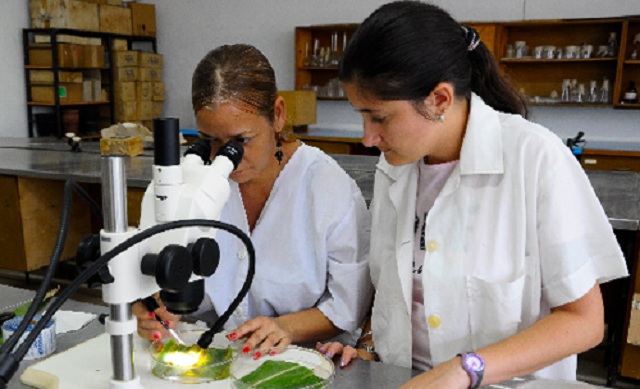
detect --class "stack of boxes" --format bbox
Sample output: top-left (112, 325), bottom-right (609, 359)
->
top-left (27, 0), bottom-right (163, 130)
top-left (110, 41), bottom-right (165, 128)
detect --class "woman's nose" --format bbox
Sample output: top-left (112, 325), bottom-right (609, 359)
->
top-left (362, 126), bottom-right (381, 148)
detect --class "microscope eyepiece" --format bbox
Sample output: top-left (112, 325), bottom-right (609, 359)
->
top-left (216, 140), bottom-right (244, 170)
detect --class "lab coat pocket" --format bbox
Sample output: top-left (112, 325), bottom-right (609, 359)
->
top-left (466, 273), bottom-right (525, 350)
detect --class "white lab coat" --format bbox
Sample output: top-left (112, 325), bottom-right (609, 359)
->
top-left (369, 94), bottom-right (628, 379)
top-left (198, 144), bottom-right (372, 336)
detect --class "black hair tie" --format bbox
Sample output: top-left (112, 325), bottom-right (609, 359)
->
top-left (461, 26), bottom-right (480, 51)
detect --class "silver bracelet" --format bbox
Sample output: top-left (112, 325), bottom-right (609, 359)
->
top-left (355, 343), bottom-right (379, 361)
top-left (359, 329), bottom-right (373, 339)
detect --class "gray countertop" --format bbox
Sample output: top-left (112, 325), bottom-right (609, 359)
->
top-left (0, 137), bottom-right (638, 231)
top-left (0, 284), bottom-right (604, 389)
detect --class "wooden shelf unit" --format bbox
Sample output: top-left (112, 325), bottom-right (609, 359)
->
top-left (294, 18), bottom-right (640, 108)
top-left (294, 24), bottom-right (359, 101)
top-left (23, 28), bottom-right (157, 138)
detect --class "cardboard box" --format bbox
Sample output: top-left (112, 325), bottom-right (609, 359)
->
top-left (114, 101), bottom-right (138, 122)
top-left (152, 101), bottom-right (163, 119)
top-left (28, 43), bottom-right (83, 68)
top-left (31, 83), bottom-right (83, 104)
top-left (30, 0), bottom-right (99, 31)
top-left (100, 136), bottom-right (143, 156)
top-left (99, 4), bottom-right (132, 35)
top-left (128, 2), bottom-right (156, 36)
top-left (112, 51), bottom-right (138, 67)
top-left (82, 80), bottom-right (93, 102)
top-left (83, 45), bottom-right (105, 68)
top-left (112, 38), bottom-right (129, 51)
top-left (29, 70), bottom-right (82, 84)
top-left (152, 82), bottom-right (165, 101)
top-left (34, 34), bottom-right (101, 46)
top-left (136, 82), bottom-right (152, 101)
top-left (81, 69), bottom-right (102, 101)
top-left (139, 68), bottom-right (161, 82)
top-left (113, 67), bottom-right (139, 82)
top-left (137, 100), bottom-right (154, 120)
top-left (138, 52), bottom-right (162, 69)
top-left (114, 82), bottom-right (136, 102)
top-left (628, 293), bottom-right (640, 346)
top-left (278, 91), bottom-right (317, 126)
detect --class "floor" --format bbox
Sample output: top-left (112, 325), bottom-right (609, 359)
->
top-left (1, 267), bottom-right (640, 388)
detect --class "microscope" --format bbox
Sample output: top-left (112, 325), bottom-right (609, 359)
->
top-left (98, 117), bottom-right (252, 388)
top-left (0, 117), bottom-right (254, 388)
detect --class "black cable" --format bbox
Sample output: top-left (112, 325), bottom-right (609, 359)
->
top-left (13, 219), bottom-right (254, 361)
top-left (0, 180), bottom-right (75, 355)
top-left (197, 229), bottom-right (255, 348)
top-left (71, 181), bottom-right (103, 223)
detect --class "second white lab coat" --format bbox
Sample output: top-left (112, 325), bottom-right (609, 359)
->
top-left (369, 94), bottom-right (628, 379)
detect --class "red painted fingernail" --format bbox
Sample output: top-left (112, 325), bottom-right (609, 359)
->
top-left (148, 312), bottom-right (155, 318)
top-left (228, 332), bottom-right (238, 340)
top-left (152, 332), bottom-right (161, 340)
top-left (242, 346), bottom-right (251, 354)
top-left (164, 320), bottom-right (170, 326)
top-left (269, 350), bottom-right (276, 356)
top-left (253, 351), bottom-right (262, 360)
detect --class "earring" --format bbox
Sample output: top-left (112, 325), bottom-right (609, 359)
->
top-left (274, 133), bottom-right (284, 165)
top-left (439, 114), bottom-right (445, 123)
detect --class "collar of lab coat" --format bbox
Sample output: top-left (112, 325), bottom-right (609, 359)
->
top-left (376, 92), bottom-right (505, 179)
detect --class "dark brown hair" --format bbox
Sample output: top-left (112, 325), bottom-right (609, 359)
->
top-left (192, 44), bottom-right (278, 123)
top-left (339, 1), bottom-right (528, 118)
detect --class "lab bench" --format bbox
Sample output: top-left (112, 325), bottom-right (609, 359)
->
top-left (0, 283), bottom-right (607, 389)
top-left (0, 136), bottom-right (639, 383)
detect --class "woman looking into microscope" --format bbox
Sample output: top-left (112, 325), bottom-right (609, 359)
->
top-left (133, 44), bottom-right (372, 359)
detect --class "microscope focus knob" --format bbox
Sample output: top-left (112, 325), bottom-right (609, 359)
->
top-left (190, 238), bottom-right (220, 277)
top-left (141, 245), bottom-right (193, 292)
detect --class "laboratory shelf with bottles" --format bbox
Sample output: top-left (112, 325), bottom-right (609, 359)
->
top-left (496, 17), bottom-right (640, 108)
top-left (294, 24), bottom-right (359, 100)
top-left (293, 18), bottom-right (640, 108)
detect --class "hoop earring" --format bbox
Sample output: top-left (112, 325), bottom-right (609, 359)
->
top-left (274, 132), bottom-right (284, 164)
top-left (439, 114), bottom-right (445, 123)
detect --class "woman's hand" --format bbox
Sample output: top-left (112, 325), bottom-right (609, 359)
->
top-left (226, 316), bottom-right (293, 359)
top-left (315, 341), bottom-right (376, 367)
top-left (132, 299), bottom-right (182, 341)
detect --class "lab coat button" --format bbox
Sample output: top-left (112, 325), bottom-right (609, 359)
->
top-left (426, 240), bottom-right (439, 253)
top-left (428, 314), bottom-right (441, 328)
top-left (237, 250), bottom-right (247, 260)
top-left (234, 307), bottom-right (243, 316)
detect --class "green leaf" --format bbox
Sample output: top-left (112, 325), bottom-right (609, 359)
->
top-left (240, 360), bottom-right (325, 389)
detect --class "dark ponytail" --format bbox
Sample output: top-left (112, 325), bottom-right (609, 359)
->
top-left (339, 1), bottom-right (528, 118)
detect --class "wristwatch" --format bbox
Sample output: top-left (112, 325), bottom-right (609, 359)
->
top-left (458, 352), bottom-right (484, 389)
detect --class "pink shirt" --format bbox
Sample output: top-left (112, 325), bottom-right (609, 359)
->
top-left (412, 159), bottom-right (458, 371)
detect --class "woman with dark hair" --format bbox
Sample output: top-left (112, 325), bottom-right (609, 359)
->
top-left (317, 2), bottom-right (627, 388)
top-left (134, 44), bottom-right (372, 359)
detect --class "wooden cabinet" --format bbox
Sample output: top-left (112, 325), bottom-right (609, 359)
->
top-left (496, 18), bottom-right (640, 108)
top-left (23, 28), bottom-right (157, 138)
top-left (581, 149), bottom-right (640, 172)
top-left (0, 176), bottom-right (93, 272)
top-left (294, 24), bottom-right (359, 100)
top-left (294, 18), bottom-right (640, 109)
top-left (618, 19), bottom-right (640, 108)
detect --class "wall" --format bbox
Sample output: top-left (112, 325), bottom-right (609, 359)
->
top-left (0, 1), bottom-right (29, 137)
top-left (1, 0), bottom-right (638, 142)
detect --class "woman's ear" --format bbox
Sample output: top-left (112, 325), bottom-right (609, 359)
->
top-left (274, 95), bottom-right (287, 133)
top-left (430, 82), bottom-right (455, 114)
